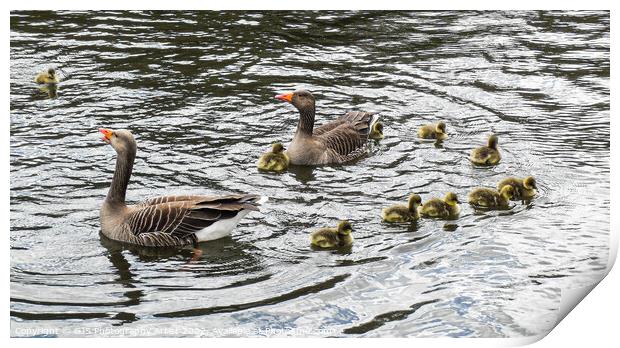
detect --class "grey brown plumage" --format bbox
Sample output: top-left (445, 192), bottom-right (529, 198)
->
top-left (275, 90), bottom-right (378, 165)
top-left (98, 128), bottom-right (264, 248)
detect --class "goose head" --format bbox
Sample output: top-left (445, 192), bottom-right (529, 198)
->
top-left (524, 176), bottom-right (537, 190)
top-left (370, 121), bottom-right (384, 139)
top-left (408, 193), bottom-right (422, 211)
top-left (271, 142), bottom-right (285, 154)
top-left (436, 121), bottom-right (447, 134)
top-left (445, 192), bottom-right (460, 205)
top-left (487, 134), bottom-right (499, 149)
top-left (275, 89), bottom-right (315, 113)
top-left (337, 220), bottom-right (353, 236)
top-left (99, 128), bottom-right (137, 155)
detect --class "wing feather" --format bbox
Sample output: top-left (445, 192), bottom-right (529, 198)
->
top-left (126, 194), bottom-right (263, 241)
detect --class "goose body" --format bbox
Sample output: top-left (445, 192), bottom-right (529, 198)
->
top-left (310, 220), bottom-right (354, 248)
top-left (470, 134), bottom-right (501, 165)
top-left (381, 194), bottom-right (421, 222)
top-left (418, 192), bottom-right (461, 219)
top-left (257, 143), bottom-right (290, 172)
top-left (35, 68), bottom-right (59, 84)
top-left (98, 128), bottom-right (265, 247)
top-left (468, 186), bottom-right (514, 210)
top-left (497, 176), bottom-right (537, 200)
top-left (418, 121), bottom-right (447, 140)
top-left (275, 90), bottom-right (378, 165)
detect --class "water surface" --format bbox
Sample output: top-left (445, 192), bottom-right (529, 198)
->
top-left (10, 10), bottom-right (610, 337)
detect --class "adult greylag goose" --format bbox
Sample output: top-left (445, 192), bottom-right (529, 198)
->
top-left (98, 128), bottom-right (266, 247)
top-left (274, 89), bottom-right (378, 165)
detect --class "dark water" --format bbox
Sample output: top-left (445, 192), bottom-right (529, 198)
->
top-left (10, 11), bottom-right (610, 337)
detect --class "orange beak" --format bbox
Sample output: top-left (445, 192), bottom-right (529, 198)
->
top-left (275, 92), bottom-right (293, 103)
top-left (99, 128), bottom-right (113, 143)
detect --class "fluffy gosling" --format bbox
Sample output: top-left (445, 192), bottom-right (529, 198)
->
top-left (497, 176), bottom-right (537, 200)
top-left (381, 193), bottom-right (422, 222)
top-left (468, 185), bottom-right (515, 210)
top-left (470, 134), bottom-right (501, 165)
top-left (257, 143), bottom-right (290, 172)
top-left (418, 192), bottom-right (461, 219)
top-left (310, 220), bottom-right (354, 248)
top-left (418, 121), bottom-right (448, 141)
top-left (35, 68), bottom-right (59, 84)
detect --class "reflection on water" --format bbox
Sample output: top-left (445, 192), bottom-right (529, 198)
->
top-left (10, 10), bottom-right (609, 337)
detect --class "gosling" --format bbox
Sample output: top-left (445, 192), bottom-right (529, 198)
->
top-left (369, 121), bottom-right (384, 140)
top-left (468, 185), bottom-right (515, 210)
top-left (310, 220), bottom-right (354, 248)
top-left (418, 192), bottom-right (461, 219)
top-left (418, 121), bottom-right (448, 141)
top-left (470, 134), bottom-right (501, 165)
top-left (257, 143), bottom-right (290, 172)
top-left (381, 193), bottom-right (422, 223)
top-left (497, 176), bottom-right (537, 200)
top-left (35, 68), bottom-right (59, 84)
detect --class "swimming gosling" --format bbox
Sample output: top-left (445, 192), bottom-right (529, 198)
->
top-left (418, 121), bottom-right (447, 140)
top-left (35, 68), bottom-right (59, 84)
top-left (369, 121), bottom-right (384, 140)
top-left (468, 185), bottom-right (515, 210)
top-left (418, 192), bottom-right (461, 219)
top-left (381, 193), bottom-right (422, 222)
top-left (310, 220), bottom-right (354, 248)
top-left (470, 134), bottom-right (501, 165)
top-left (257, 143), bottom-right (290, 172)
top-left (497, 176), bottom-right (537, 200)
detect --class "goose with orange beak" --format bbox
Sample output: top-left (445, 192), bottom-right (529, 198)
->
top-left (97, 128), bottom-right (266, 249)
top-left (274, 89), bottom-right (380, 165)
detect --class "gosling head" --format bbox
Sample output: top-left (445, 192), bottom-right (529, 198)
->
top-left (523, 176), bottom-right (537, 190)
top-left (407, 193), bottom-right (422, 211)
top-left (337, 220), bottom-right (353, 236)
top-left (48, 68), bottom-right (56, 77)
top-left (271, 143), bottom-right (285, 154)
top-left (99, 128), bottom-right (137, 155)
top-left (500, 185), bottom-right (515, 200)
top-left (436, 121), bottom-right (447, 134)
top-left (275, 89), bottom-right (315, 113)
top-left (445, 192), bottom-right (460, 205)
top-left (487, 134), bottom-right (499, 149)
top-left (373, 121), bottom-right (384, 135)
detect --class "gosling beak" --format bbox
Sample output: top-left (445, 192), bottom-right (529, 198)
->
top-left (275, 93), bottom-right (293, 103)
top-left (99, 128), bottom-right (113, 144)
